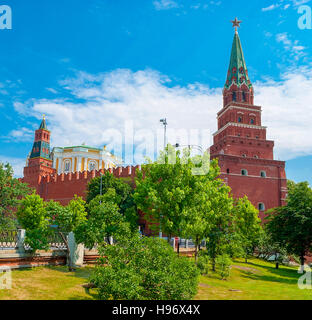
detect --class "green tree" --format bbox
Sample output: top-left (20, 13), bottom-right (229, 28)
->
top-left (90, 234), bottom-right (200, 300)
top-left (18, 194), bottom-right (87, 270)
top-left (205, 183), bottom-right (235, 271)
top-left (48, 196), bottom-right (87, 270)
top-left (134, 145), bottom-right (212, 245)
top-left (0, 162), bottom-right (30, 230)
top-left (180, 159), bottom-right (233, 262)
top-left (233, 196), bottom-right (262, 263)
top-left (256, 229), bottom-right (288, 269)
top-left (267, 181), bottom-right (312, 268)
top-left (216, 254), bottom-right (232, 280)
top-left (86, 171), bottom-right (138, 231)
top-left (75, 189), bottom-right (131, 249)
top-left (16, 193), bottom-right (51, 251)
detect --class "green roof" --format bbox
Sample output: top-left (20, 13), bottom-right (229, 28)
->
top-left (62, 145), bottom-right (101, 151)
top-left (224, 32), bottom-right (252, 89)
top-left (39, 118), bottom-right (48, 130)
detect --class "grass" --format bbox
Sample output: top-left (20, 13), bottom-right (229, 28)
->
top-left (0, 266), bottom-right (97, 300)
top-left (0, 258), bottom-right (311, 300)
top-left (196, 258), bottom-right (312, 300)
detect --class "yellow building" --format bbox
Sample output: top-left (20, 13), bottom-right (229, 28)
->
top-left (51, 145), bottom-right (122, 174)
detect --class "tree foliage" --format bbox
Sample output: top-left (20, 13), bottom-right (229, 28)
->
top-left (0, 162), bottom-right (30, 230)
top-left (17, 194), bottom-right (87, 270)
top-left (86, 171), bottom-right (138, 231)
top-left (75, 190), bottom-right (131, 249)
top-left (267, 181), bottom-right (312, 267)
top-left (133, 145), bottom-right (224, 254)
top-left (216, 254), bottom-right (232, 280)
top-left (90, 235), bottom-right (200, 300)
top-left (233, 196), bottom-right (262, 263)
top-left (16, 193), bottom-right (51, 251)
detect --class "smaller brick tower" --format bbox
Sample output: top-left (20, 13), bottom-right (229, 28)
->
top-left (23, 116), bottom-right (55, 188)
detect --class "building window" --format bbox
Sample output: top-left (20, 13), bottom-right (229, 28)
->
top-left (258, 203), bottom-right (265, 211)
top-left (226, 169), bottom-right (230, 174)
top-left (64, 160), bottom-right (71, 173)
top-left (238, 117), bottom-right (242, 123)
top-left (242, 91), bottom-right (246, 102)
top-left (89, 161), bottom-right (97, 171)
top-left (260, 171), bottom-right (266, 178)
top-left (250, 118), bottom-right (255, 125)
top-left (232, 92), bottom-right (237, 101)
top-left (241, 169), bottom-right (248, 176)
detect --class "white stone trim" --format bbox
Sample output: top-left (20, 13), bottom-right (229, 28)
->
top-left (217, 105), bottom-right (262, 120)
top-left (213, 122), bottom-right (267, 137)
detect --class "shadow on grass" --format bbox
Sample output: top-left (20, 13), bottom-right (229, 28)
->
top-left (68, 289), bottom-right (99, 300)
top-left (45, 265), bottom-right (94, 280)
top-left (235, 261), bottom-right (300, 285)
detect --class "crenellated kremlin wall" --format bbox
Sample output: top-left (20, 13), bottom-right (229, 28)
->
top-left (23, 165), bottom-right (141, 206)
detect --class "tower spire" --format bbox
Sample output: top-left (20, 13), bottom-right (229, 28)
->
top-left (223, 19), bottom-right (254, 106)
top-left (39, 114), bottom-right (47, 130)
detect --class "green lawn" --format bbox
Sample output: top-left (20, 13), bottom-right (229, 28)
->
top-left (0, 266), bottom-right (97, 300)
top-left (196, 258), bottom-right (312, 300)
top-left (0, 258), bottom-right (311, 300)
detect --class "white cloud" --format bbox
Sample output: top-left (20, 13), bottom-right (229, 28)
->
top-left (0, 156), bottom-right (25, 178)
top-left (276, 32), bottom-right (306, 60)
top-left (262, 0), bottom-right (310, 11)
top-left (46, 87), bottom-right (58, 94)
top-left (262, 4), bottom-right (280, 11)
top-left (10, 67), bottom-right (312, 164)
top-left (153, 0), bottom-right (179, 10)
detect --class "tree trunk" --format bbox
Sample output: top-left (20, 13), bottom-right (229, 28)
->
top-left (194, 237), bottom-right (199, 263)
top-left (275, 262), bottom-right (279, 269)
top-left (300, 253), bottom-right (305, 271)
top-left (177, 239), bottom-right (180, 256)
top-left (212, 257), bottom-right (216, 272)
top-left (168, 234), bottom-right (171, 244)
top-left (59, 232), bottom-right (74, 272)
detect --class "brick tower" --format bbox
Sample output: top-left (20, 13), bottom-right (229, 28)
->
top-left (23, 116), bottom-right (55, 189)
top-left (210, 19), bottom-right (287, 219)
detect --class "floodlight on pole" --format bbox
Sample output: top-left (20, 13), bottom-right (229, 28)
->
top-left (160, 118), bottom-right (168, 150)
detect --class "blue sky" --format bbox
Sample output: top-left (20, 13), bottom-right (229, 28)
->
top-left (0, 0), bottom-right (312, 183)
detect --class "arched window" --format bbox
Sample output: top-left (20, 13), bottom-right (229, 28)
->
top-left (232, 92), bottom-right (237, 102)
top-left (250, 118), bottom-right (255, 125)
top-left (258, 203), bottom-right (265, 211)
top-left (242, 91), bottom-right (246, 102)
top-left (226, 168), bottom-right (230, 174)
top-left (241, 169), bottom-right (248, 176)
top-left (260, 171), bottom-right (266, 178)
top-left (238, 117), bottom-right (242, 123)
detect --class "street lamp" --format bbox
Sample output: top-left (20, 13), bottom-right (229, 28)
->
top-left (100, 172), bottom-right (104, 204)
top-left (160, 118), bottom-right (168, 150)
top-left (175, 143), bottom-right (203, 154)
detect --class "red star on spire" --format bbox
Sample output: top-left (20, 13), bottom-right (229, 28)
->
top-left (231, 17), bottom-right (242, 33)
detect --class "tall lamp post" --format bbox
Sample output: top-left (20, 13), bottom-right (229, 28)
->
top-left (100, 172), bottom-right (103, 204)
top-left (160, 118), bottom-right (168, 150)
top-left (159, 118), bottom-right (168, 239)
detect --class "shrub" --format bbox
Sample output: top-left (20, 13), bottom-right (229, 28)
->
top-left (197, 253), bottom-right (210, 275)
top-left (90, 235), bottom-right (200, 300)
top-left (216, 254), bottom-right (232, 280)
